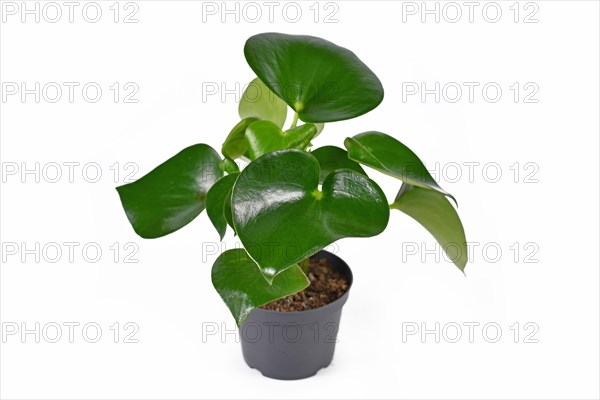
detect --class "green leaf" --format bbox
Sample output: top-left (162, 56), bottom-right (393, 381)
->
top-left (245, 120), bottom-right (317, 160)
top-left (312, 145), bottom-right (367, 183)
top-left (344, 131), bottom-right (456, 204)
top-left (116, 144), bottom-right (223, 238)
top-left (219, 158), bottom-right (239, 174)
top-left (205, 173), bottom-right (239, 240)
top-left (223, 190), bottom-right (235, 232)
top-left (232, 149), bottom-right (389, 283)
top-left (244, 33), bottom-right (384, 123)
top-left (391, 184), bottom-right (468, 273)
top-left (239, 77), bottom-right (288, 128)
top-left (212, 248), bottom-right (309, 326)
top-left (222, 117), bottom-right (257, 160)
top-left (314, 123), bottom-right (325, 136)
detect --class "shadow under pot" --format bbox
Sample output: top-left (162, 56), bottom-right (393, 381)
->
top-left (239, 250), bottom-right (353, 380)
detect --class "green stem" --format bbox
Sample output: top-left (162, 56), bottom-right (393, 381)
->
top-left (298, 258), bottom-right (310, 275)
top-left (290, 112), bottom-right (299, 129)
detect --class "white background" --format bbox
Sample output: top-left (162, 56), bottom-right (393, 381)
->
top-left (1, 1), bottom-right (599, 399)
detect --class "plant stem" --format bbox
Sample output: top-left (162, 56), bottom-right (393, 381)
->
top-left (290, 112), bottom-right (299, 129)
top-left (298, 258), bottom-right (310, 275)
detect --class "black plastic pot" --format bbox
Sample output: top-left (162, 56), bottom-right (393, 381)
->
top-left (239, 250), bottom-right (353, 380)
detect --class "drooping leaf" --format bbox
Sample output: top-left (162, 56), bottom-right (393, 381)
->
top-left (244, 33), bottom-right (384, 123)
top-left (245, 120), bottom-right (317, 160)
top-left (345, 131), bottom-right (456, 204)
top-left (205, 173), bottom-right (239, 240)
top-left (391, 184), bottom-right (467, 272)
top-left (312, 145), bottom-right (367, 183)
top-left (212, 248), bottom-right (309, 325)
top-left (222, 117), bottom-right (257, 160)
top-left (116, 144), bottom-right (223, 238)
top-left (232, 149), bottom-right (389, 283)
top-left (239, 77), bottom-right (288, 128)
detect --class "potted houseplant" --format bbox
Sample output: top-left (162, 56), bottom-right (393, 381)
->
top-left (116, 32), bottom-right (468, 380)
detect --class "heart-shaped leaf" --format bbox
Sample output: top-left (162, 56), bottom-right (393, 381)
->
top-left (391, 184), bottom-right (468, 272)
top-left (245, 120), bottom-right (317, 160)
top-left (232, 149), bottom-right (389, 283)
top-left (222, 117), bottom-right (257, 160)
top-left (116, 144), bottom-right (223, 238)
top-left (312, 145), bottom-right (367, 183)
top-left (345, 131), bottom-right (456, 204)
top-left (239, 77), bottom-right (288, 128)
top-left (205, 173), bottom-right (239, 240)
top-left (244, 33), bottom-right (384, 123)
top-left (212, 248), bottom-right (309, 325)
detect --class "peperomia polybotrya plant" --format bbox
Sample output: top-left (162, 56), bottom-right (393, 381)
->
top-left (116, 33), bottom-right (468, 325)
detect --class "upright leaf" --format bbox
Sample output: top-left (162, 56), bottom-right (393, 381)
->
top-left (244, 33), bottom-right (384, 123)
top-left (116, 144), bottom-right (223, 238)
top-left (345, 131), bottom-right (456, 204)
top-left (391, 184), bottom-right (468, 272)
top-left (232, 149), bottom-right (389, 283)
top-left (212, 249), bottom-right (310, 325)
top-left (239, 77), bottom-right (288, 128)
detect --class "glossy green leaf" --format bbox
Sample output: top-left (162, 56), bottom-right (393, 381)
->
top-left (232, 149), bottom-right (389, 283)
top-left (212, 248), bottom-right (310, 325)
top-left (391, 184), bottom-right (468, 272)
top-left (244, 33), bottom-right (384, 123)
top-left (345, 131), bottom-right (456, 204)
top-left (222, 117), bottom-right (257, 160)
top-left (116, 144), bottom-right (223, 238)
top-left (239, 77), bottom-right (288, 128)
top-left (312, 146), bottom-right (367, 183)
top-left (245, 120), bottom-right (317, 160)
top-left (205, 173), bottom-right (239, 240)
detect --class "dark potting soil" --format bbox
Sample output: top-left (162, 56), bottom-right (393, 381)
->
top-left (260, 257), bottom-right (349, 312)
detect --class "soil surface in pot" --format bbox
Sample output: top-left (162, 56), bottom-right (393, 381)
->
top-left (260, 257), bottom-right (349, 312)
